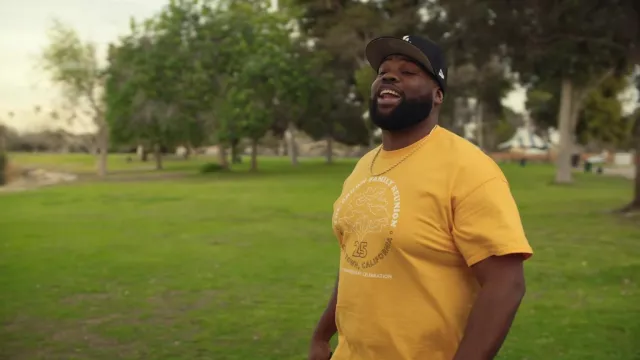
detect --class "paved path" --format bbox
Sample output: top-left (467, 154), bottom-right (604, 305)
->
top-left (603, 167), bottom-right (635, 180)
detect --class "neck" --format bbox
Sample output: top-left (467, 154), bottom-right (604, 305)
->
top-left (381, 117), bottom-right (438, 151)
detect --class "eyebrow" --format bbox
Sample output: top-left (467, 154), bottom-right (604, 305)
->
top-left (381, 55), bottom-right (416, 64)
top-left (379, 58), bottom-right (425, 74)
top-left (381, 55), bottom-right (425, 69)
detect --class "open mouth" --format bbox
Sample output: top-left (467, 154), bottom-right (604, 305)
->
top-left (377, 89), bottom-right (402, 107)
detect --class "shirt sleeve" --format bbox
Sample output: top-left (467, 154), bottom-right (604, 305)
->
top-left (452, 176), bottom-right (533, 267)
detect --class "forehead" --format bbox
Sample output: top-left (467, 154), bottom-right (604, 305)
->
top-left (379, 54), bottom-right (423, 69)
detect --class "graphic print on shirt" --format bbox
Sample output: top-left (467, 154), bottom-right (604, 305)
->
top-left (333, 175), bottom-right (401, 272)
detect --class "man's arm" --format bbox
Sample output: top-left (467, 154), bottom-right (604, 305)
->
top-left (453, 254), bottom-right (526, 360)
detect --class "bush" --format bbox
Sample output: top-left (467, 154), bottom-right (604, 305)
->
top-left (199, 162), bottom-right (226, 174)
top-left (0, 152), bottom-right (7, 186)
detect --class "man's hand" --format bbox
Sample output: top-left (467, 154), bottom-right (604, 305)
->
top-left (308, 338), bottom-right (332, 360)
top-left (309, 273), bottom-right (338, 359)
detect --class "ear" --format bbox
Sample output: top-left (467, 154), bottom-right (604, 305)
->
top-left (434, 89), bottom-right (444, 105)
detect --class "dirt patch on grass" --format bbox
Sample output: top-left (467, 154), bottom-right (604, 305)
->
top-left (61, 292), bottom-right (112, 305)
top-left (2, 314), bottom-right (140, 360)
top-left (51, 324), bottom-right (122, 348)
top-left (101, 172), bottom-right (192, 182)
top-left (3, 289), bottom-right (224, 359)
top-left (0, 167), bottom-right (78, 193)
top-left (147, 289), bottom-right (220, 315)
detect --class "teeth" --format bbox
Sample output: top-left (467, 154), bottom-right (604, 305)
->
top-left (380, 89), bottom-right (400, 97)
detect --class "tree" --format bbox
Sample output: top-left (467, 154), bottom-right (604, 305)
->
top-left (274, 47), bottom-right (343, 164)
top-left (527, 73), bottom-right (634, 149)
top-left (290, 0), bottom-right (421, 145)
top-left (102, 0), bottom-right (379, 172)
top-left (354, 65), bottom-right (377, 147)
top-left (106, 0), bottom-right (213, 171)
top-left (577, 75), bottom-right (634, 148)
top-left (105, 2), bottom-right (186, 168)
top-left (629, 113), bottom-right (640, 211)
top-left (40, 20), bottom-right (109, 177)
top-left (435, 0), bottom-right (640, 183)
top-left (212, 0), bottom-right (343, 169)
top-left (182, 0), bottom-right (291, 169)
top-left (620, 73), bottom-right (640, 213)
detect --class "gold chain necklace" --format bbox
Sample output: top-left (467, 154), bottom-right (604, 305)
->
top-left (369, 125), bottom-right (438, 176)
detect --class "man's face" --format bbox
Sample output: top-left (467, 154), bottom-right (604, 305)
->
top-left (369, 55), bottom-right (442, 131)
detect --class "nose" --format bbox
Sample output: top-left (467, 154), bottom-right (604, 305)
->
top-left (381, 72), bottom-right (399, 83)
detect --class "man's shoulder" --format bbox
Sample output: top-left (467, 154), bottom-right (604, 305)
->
top-left (436, 127), bottom-right (506, 188)
top-left (439, 127), bottom-right (499, 163)
top-left (348, 146), bottom-right (379, 172)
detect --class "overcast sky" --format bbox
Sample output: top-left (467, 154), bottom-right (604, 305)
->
top-left (0, 0), bottom-right (164, 132)
top-left (0, 0), bottom-right (635, 134)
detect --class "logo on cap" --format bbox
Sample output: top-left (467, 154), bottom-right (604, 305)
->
top-left (438, 69), bottom-right (445, 80)
top-left (402, 35), bottom-right (411, 42)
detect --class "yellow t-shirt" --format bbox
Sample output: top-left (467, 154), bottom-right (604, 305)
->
top-left (331, 126), bottom-right (533, 360)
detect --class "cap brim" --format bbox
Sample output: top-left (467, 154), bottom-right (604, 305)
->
top-left (365, 37), bottom-right (435, 75)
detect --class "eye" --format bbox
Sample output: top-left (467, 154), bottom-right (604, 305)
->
top-left (402, 70), bottom-right (416, 75)
top-left (377, 71), bottom-right (387, 77)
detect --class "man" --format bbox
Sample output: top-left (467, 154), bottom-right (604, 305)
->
top-left (308, 35), bottom-right (533, 360)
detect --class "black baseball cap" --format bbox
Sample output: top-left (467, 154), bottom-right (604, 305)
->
top-left (365, 35), bottom-right (448, 94)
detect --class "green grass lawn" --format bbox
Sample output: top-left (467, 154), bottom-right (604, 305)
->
top-left (8, 152), bottom-right (227, 176)
top-left (1, 155), bottom-right (639, 360)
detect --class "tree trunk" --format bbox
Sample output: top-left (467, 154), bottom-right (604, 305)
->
top-left (218, 144), bottom-right (229, 169)
top-left (231, 138), bottom-right (241, 164)
top-left (0, 152), bottom-right (7, 186)
top-left (96, 129), bottom-right (108, 178)
top-left (554, 71), bottom-right (611, 184)
top-left (621, 121), bottom-right (640, 212)
top-left (554, 78), bottom-right (576, 184)
top-left (326, 135), bottom-right (334, 164)
top-left (285, 122), bottom-right (298, 166)
top-left (250, 138), bottom-right (258, 172)
top-left (137, 145), bottom-right (146, 161)
top-left (183, 143), bottom-right (192, 160)
top-left (154, 143), bottom-right (163, 170)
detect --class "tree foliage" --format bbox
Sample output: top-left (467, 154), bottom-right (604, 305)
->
top-left (103, 0), bottom-right (366, 170)
top-left (526, 74), bottom-right (635, 149)
top-left (435, 0), bottom-right (639, 183)
top-left (98, 0), bottom-right (638, 187)
top-left (40, 19), bottom-right (109, 177)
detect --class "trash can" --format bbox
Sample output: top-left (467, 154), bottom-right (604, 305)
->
top-left (571, 154), bottom-right (580, 168)
top-left (519, 158), bottom-right (527, 167)
top-left (584, 161), bottom-right (593, 173)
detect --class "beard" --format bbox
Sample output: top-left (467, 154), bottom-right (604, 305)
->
top-left (369, 96), bottom-right (433, 132)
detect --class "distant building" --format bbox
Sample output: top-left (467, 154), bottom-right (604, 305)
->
top-left (498, 126), bottom-right (549, 154)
